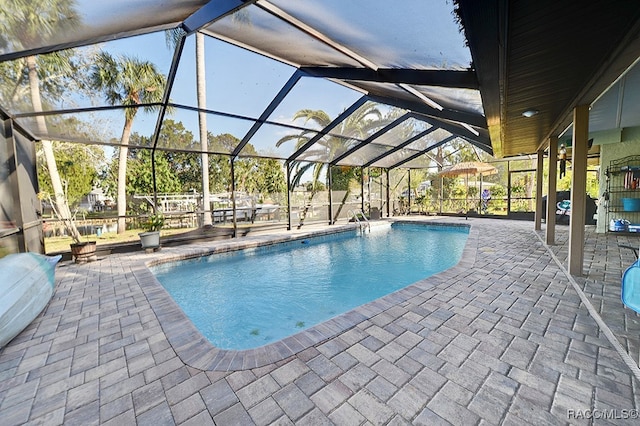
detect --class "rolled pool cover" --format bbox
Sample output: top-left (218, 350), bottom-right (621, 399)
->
top-left (622, 258), bottom-right (640, 314)
top-left (0, 253), bottom-right (61, 348)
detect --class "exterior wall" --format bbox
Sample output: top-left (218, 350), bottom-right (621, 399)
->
top-left (597, 127), bottom-right (640, 232)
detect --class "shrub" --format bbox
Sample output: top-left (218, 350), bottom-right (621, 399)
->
top-left (142, 213), bottom-right (165, 232)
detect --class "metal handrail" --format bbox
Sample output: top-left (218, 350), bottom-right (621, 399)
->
top-left (348, 209), bottom-right (370, 233)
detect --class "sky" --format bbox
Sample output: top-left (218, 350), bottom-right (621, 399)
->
top-left (67, 29), bottom-right (368, 160)
top-left (24, 0), bottom-right (471, 158)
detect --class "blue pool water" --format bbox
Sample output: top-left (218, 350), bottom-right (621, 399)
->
top-left (151, 223), bottom-right (468, 350)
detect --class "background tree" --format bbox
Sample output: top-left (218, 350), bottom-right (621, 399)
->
top-left (37, 141), bottom-right (103, 208)
top-left (166, 14), bottom-right (249, 225)
top-left (155, 119), bottom-right (201, 192)
top-left (195, 32), bottom-right (212, 226)
top-left (155, 122), bottom-right (246, 195)
top-left (100, 133), bottom-right (180, 212)
top-left (330, 165), bottom-right (360, 219)
top-left (90, 52), bottom-right (167, 233)
top-left (100, 125), bottom-right (286, 216)
top-left (166, 28), bottom-right (212, 226)
top-left (206, 133), bottom-right (287, 196)
top-left (0, 0), bottom-right (84, 241)
top-left (277, 105), bottom-right (386, 225)
top-left (252, 158), bottom-right (286, 201)
top-left (126, 149), bottom-right (181, 198)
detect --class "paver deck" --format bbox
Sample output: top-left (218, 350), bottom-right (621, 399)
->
top-left (1, 217), bottom-right (640, 425)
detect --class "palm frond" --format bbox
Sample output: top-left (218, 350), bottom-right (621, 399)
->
top-left (165, 27), bottom-right (186, 50)
top-left (292, 109), bottom-right (332, 127)
top-left (275, 134), bottom-right (307, 147)
top-left (290, 162), bottom-right (315, 188)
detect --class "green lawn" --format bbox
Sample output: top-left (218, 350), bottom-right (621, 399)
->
top-left (44, 227), bottom-right (196, 254)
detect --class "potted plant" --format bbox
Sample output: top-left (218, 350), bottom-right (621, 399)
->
top-left (139, 212), bottom-right (165, 250)
top-left (39, 191), bottom-right (97, 263)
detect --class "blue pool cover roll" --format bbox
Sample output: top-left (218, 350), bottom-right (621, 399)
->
top-left (622, 260), bottom-right (640, 313)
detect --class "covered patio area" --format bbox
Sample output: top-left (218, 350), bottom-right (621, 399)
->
top-left (1, 217), bottom-right (639, 424)
top-left (4, 1), bottom-right (640, 424)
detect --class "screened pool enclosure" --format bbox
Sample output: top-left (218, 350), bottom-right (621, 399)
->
top-left (1, 0), bottom-right (498, 254)
top-left (3, 1), bottom-right (638, 256)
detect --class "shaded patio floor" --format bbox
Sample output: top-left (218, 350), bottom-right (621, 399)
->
top-left (1, 217), bottom-right (640, 425)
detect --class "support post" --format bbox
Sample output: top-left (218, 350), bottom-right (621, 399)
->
top-left (286, 162), bottom-right (292, 231)
top-left (507, 162), bottom-right (512, 215)
top-left (151, 148), bottom-right (158, 212)
top-left (386, 169), bottom-right (391, 217)
top-left (230, 158), bottom-right (237, 238)
top-left (367, 167), bottom-right (371, 216)
top-left (361, 167), bottom-right (365, 212)
top-left (546, 136), bottom-right (558, 244)
top-left (534, 147), bottom-right (544, 230)
top-left (439, 176), bottom-right (443, 214)
top-left (407, 170), bottom-right (411, 214)
top-left (4, 119), bottom-right (26, 252)
top-left (379, 169), bottom-right (384, 217)
top-left (568, 105), bottom-right (589, 275)
top-left (380, 170), bottom-right (384, 213)
top-left (328, 165), bottom-right (333, 225)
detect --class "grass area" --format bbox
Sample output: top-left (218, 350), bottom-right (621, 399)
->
top-left (44, 227), bottom-right (196, 254)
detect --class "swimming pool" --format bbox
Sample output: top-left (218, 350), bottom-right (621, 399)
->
top-left (151, 222), bottom-right (468, 350)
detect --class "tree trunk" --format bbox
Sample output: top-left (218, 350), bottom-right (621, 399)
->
top-left (117, 118), bottom-right (134, 233)
top-left (332, 189), bottom-right (351, 222)
top-left (196, 32), bottom-right (212, 226)
top-left (297, 191), bottom-right (316, 229)
top-left (27, 55), bottom-right (82, 242)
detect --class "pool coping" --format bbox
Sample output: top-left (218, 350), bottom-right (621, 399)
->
top-left (135, 219), bottom-right (478, 371)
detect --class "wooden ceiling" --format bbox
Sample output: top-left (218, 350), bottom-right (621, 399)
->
top-left (457, 0), bottom-right (640, 158)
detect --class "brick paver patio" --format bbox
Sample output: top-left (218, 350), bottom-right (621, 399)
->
top-left (1, 217), bottom-right (639, 425)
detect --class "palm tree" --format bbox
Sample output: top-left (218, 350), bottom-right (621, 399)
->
top-left (165, 29), bottom-right (212, 226)
top-left (90, 52), bottom-right (167, 233)
top-left (195, 33), bottom-right (212, 226)
top-left (0, 0), bottom-right (83, 242)
top-left (276, 105), bottom-right (385, 226)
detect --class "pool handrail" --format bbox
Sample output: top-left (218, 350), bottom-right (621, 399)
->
top-left (348, 209), bottom-right (370, 233)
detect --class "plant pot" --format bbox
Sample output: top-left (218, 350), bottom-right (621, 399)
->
top-left (139, 231), bottom-right (160, 250)
top-left (70, 241), bottom-right (97, 263)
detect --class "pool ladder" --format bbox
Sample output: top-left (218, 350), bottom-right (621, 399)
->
top-left (348, 209), bottom-right (370, 233)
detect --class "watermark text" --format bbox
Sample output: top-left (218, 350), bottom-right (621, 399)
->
top-left (567, 409), bottom-right (639, 420)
